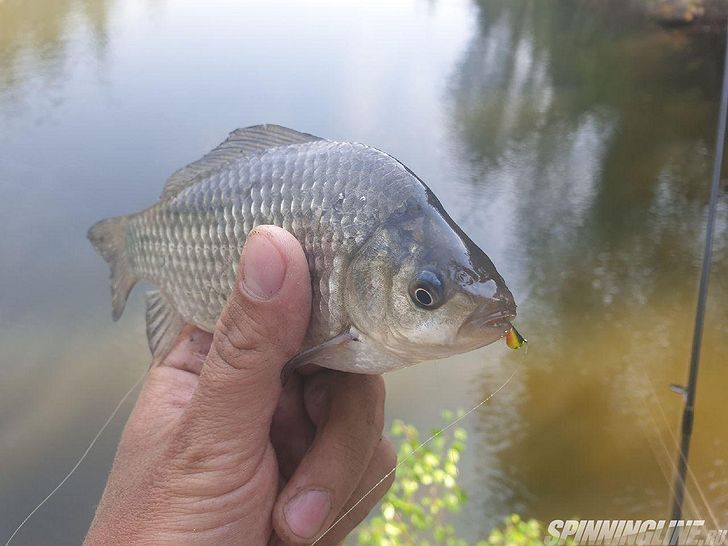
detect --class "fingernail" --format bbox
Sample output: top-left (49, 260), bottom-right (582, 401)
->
top-left (241, 231), bottom-right (286, 300)
top-left (284, 489), bottom-right (331, 540)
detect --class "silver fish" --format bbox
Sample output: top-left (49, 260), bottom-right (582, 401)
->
top-left (88, 124), bottom-right (516, 377)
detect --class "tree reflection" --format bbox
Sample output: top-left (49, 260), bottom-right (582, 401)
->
top-left (450, 0), bottom-right (728, 527)
top-left (0, 0), bottom-right (113, 115)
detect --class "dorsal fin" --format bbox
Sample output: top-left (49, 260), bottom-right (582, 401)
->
top-left (160, 124), bottom-right (325, 199)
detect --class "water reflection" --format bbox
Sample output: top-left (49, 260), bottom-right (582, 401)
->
top-left (0, 0), bottom-right (113, 121)
top-left (452, 0), bottom-right (727, 528)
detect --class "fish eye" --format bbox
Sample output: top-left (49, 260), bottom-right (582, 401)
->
top-left (410, 270), bottom-right (444, 309)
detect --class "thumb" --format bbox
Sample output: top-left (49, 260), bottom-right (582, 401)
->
top-left (182, 225), bottom-right (311, 456)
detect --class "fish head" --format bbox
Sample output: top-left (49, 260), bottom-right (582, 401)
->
top-left (344, 207), bottom-right (516, 363)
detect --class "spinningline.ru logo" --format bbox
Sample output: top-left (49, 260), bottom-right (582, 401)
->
top-left (546, 520), bottom-right (728, 546)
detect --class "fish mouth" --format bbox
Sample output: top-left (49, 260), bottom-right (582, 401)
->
top-left (466, 308), bottom-right (517, 331)
top-left (457, 305), bottom-right (517, 346)
top-left (480, 309), bottom-right (517, 329)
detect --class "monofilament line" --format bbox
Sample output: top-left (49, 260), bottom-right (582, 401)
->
top-left (5, 370), bottom-right (148, 545)
top-left (311, 369), bottom-right (517, 545)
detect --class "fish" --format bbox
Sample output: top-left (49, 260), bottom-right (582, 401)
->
top-left (88, 124), bottom-right (518, 378)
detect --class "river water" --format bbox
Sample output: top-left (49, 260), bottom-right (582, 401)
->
top-left (1, 0), bottom-right (726, 543)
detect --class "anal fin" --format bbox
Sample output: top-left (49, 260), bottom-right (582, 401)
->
top-left (145, 290), bottom-right (185, 361)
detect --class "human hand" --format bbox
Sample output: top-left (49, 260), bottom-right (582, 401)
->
top-left (85, 226), bottom-right (396, 545)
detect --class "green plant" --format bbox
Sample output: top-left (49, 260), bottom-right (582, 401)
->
top-left (355, 413), bottom-right (553, 546)
top-left (480, 514), bottom-right (553, 546)
top-left (356, 410), bottom-right (468, 546)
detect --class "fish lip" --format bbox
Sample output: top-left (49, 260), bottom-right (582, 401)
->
top-left (459, 306), bottom-right (517, 335)
top-left (482, 309), bottom-right (517, 329)
top-left (454, 306), bottom-right (517, 352)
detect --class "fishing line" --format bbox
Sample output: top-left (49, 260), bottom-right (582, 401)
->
top-left (640, 371), bottom-right (718, 529)
top-left (670, 18), bottom-right (728, 531)
top-left (636, 376), bottom-right (701, 524)
top-left (5, 369), bottom-right (148, 546)
top-left (311, 368), bottom-right (518, 545)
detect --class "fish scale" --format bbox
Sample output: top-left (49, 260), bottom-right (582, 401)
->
top-left (125, 139), bottom-right (416, 348)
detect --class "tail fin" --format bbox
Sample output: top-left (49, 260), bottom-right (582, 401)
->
top-left (87, 216), bottom-right (137, 321)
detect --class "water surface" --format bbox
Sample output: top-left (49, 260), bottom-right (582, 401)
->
top-left (1, 0), bottom-right (726, 543)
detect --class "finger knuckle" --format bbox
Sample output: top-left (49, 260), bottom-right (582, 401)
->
top-left (362, 374), bottom-right (386, 400)
top-left (333, 434), bottom-right (369, 472)
top-left (164, 424), bottom-right (255, 486)
top-left (213, 307), bottom-right (271, 366)
top-left (357, 375), bottom-right (385, 433)
top-left (380, 437), bottom-right (397, 471)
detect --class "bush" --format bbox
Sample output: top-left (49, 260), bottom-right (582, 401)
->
top-left (355, 412), bottom-right (552, 546)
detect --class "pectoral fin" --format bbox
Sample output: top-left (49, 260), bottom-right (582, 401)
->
top-left (145, 290), bottom-right (185, 361)
top-left (281, 328), bottom-right (360, 384)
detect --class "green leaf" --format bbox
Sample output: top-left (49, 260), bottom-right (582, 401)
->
top-left (357, 412), bottom-right (553, 546)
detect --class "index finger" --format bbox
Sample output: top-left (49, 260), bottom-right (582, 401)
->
top-left (272, 371), bottom-right (386, 544)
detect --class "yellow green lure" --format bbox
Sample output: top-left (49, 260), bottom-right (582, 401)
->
top-left (505, 326), bottom-right (527, 350)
